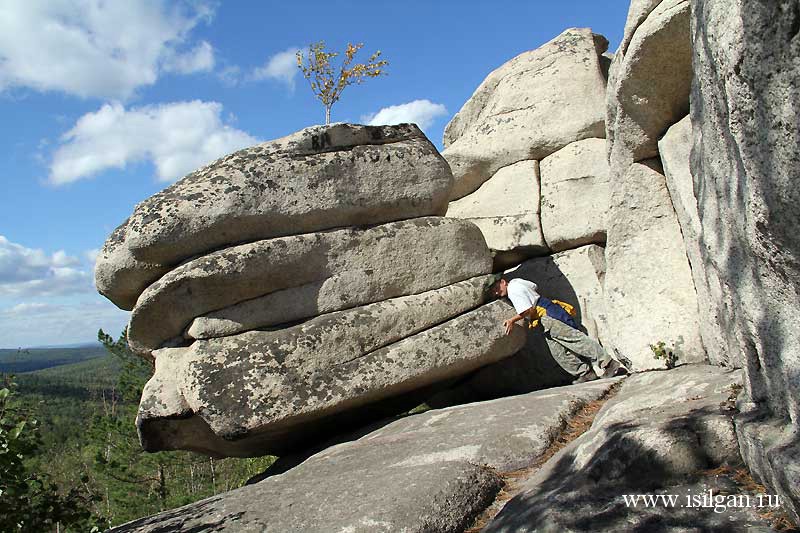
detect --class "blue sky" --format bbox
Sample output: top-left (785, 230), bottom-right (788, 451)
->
top-left (0, 0), bottom-right (629, 348)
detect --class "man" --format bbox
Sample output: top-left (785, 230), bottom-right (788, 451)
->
top-left (490, 277), bottom-right (625, 383)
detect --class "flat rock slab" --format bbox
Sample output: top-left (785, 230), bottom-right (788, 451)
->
top-left (442, 28), bottom-right (608, 200)
top-left (486, 364), bottom-right (753, 533)
top-left (114, 379), bottom-right (618, 532)
top-left (127, 217), bottom-right (491, 356)
top-left (539, 138), bottom-right (610, 252)
top-left (447, 160), bottom-right (548, 259)
top-left (138, 298), bottom-right (526, 457)
top-left (96, 123), bottom-right (453, 310)
top-left (603, 160), bottom-right (704, 370)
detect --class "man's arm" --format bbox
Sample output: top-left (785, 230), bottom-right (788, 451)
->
top-left (503, 307), bottom-right (536, 335)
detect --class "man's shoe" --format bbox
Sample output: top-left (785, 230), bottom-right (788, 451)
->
top-left (572, 369), bottom-right (598, 384)
top-left (602, 359), bottom-right (625, 378)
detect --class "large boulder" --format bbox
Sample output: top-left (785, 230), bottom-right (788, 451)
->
top-left (539, 138), bottom-right (610, 252)
top-left (692, 0), bottom-right (800, 520)
top-left (137, 298), bottom-right (526, 457)
top-left (96, 123), bottom-right (453, 310)
top-left (658, 116), bottom-right (729, 366)
top-left (442, 28), bottom-right (608, 200)
top-left (446, 160), bottom-right (547, 266)
top-left (485, 365), bottom-right (750, 532)
top-left (606, 0), bottom-right (692, 175)
top-left (603, 160), bottom-right (704, 369)
top-left (113, 380), bottom-right (617, 532)
top-left (127, 217), bottom-right (492, 357)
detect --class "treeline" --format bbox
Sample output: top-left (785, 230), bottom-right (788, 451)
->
top-left (1, 330), bottom-right (276, 532)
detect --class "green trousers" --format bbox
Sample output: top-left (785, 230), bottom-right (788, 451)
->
top-left (538, 315), bottom-right (612, 377)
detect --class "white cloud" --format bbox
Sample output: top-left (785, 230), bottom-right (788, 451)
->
top-left (49, 100), bottom-right (259, 185)
top-left (0, 0), bottom-right (216, 99)
top-left (252, 47), bottom-right (300, 90)
top-left (0, 299), bottom-right (129, 348)
top-left (363, 99), bottom-right (449, 131)
top-left (0, 236), bottom-right (92, 297)
top-left (85, 248), bottom-right (100, 265)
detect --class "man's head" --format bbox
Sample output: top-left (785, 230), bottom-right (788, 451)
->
top-left (489, 278), bottom-right (509, 299)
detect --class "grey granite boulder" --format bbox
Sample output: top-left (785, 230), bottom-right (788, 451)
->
top-left (114, 379), bottom-right (616, 532)
top-left (137, 298), bottom-right (526, 457)
top-left (96, 123), bottom-right (453, 310)
top-left (692, 0), bottom-right (800, 520)
top-left (485, 365), bottom-right (749, 533)
top-left (659, 116), bottom-right (728, 366)
top-left (446, 160), bottom-right (547, 264)
top-left (606, 0), bottom-right (692, 174)
top-left (127, 217), bottom-right (492, 357)
top-left (539, 138), bottom-right (610, 252)
top-left (603, 160), bottom-right (704, 370)
top-left (442, 28), bottom-right (608, 200)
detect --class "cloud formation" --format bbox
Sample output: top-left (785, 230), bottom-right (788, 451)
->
top-left (49, 101), bottom-right (259, 184)
top-left (0, 0), bottom-right (216, 99)
top-left (0, 236), bottom-right (92, 297)
top-left (251, 47), bottom-right (301, 90)
top-left (363, 100), bottom-right (448, 131)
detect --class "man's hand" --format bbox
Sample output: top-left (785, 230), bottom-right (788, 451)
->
top-left (503, 318), bottom-right (516, 335)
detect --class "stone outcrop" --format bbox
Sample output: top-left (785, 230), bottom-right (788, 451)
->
top-left (603, 160), bottom-right (704, 369)
top-left (442, 28), bottom-right (608, 201)
top-left (113, 379), bottom-right (617, 532)
top-left (539, 138), bottom-right (610, 252)
top-left (127, 217), bottom-right (491, 357)
top-left (691, 0), bottom-right (800, 520)
top-left (137, 287), bottom-right (527, 457)
top-left (446, 160), bottom-right (547, 268)
top-left (485, 365), bottom-right (754, 532)
top-left (96, 123), bottom-right (453, 310)
top-left (658, 116), bottom-right (729, 365)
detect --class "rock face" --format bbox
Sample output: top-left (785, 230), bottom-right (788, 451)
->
top-left (485, 365), bottom-right (748, 532)
top-left (442, 28), bottom-right (608, 200)
top-left (127, 217), bottom-right (492, 357)
top-left (137, 287), bottom-right (527, 457)
top-left (113, 379), bottom-right (617, 532)
top-left (96, 123), bottom-right (453, 310)
top-left (603, 160), bottom-right (704, 369)
top-left (602, 0), bottom-right (704, 371)
top-left (691, 0), bottom-right (800, 520)
top-left (606, 0), bottom-right (692, 173)
top-left (658, 116), bottom-right (729, 366)
top-left (446, 160), bottom-right (547, 265)
top-left (539, 138), bottom-right (610, 252)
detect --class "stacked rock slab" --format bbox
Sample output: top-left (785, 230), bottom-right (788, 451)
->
top-left (691, 0), bottom-right (800, 520)
top-left (603, 0), bottom-right (705, 370)
top-left (96, 123), bottom-right (529, 457)
top-left (443, 27), bottom-right (611, 268)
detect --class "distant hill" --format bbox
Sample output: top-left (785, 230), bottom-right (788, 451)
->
top-left (0, 344), bottom-right (108, 374)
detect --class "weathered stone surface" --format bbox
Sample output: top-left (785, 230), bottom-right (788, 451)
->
top-left (137, 299), bottom-right (526, 457)
top-left (116, 380), bottom-right (616, 532)
top-left (96, 123), bottom-right (453, 310)
top-left (430, 245), bottom-right (612, 402)
top-left (446, 160), bottom-right (547, 260)
top-left (127, 217), bottom-right (492, 357)
top-left (486, 365), bottom-right (750, 533)
top-left (442, 28), bottom-right (608, 200)
top-left (659, 116), bottom-right (729, 365)
top-left (539, 138), bottom-right (610, 252)
top-left (692, 0), bottom-right (800, 520)
top-left (606, 0), bottom-right (691, 174)
top-left (603, 160), bottom-right (704, 369)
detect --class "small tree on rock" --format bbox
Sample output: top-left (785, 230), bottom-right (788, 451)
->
top-left (296, 41), bottom-right (388, 125)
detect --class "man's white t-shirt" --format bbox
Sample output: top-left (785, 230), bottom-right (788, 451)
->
top-left (506, 278), bottom-right (541, 314)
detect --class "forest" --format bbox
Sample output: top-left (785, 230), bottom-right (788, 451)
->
top-left (1, 331), bottom-right (276, 532)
